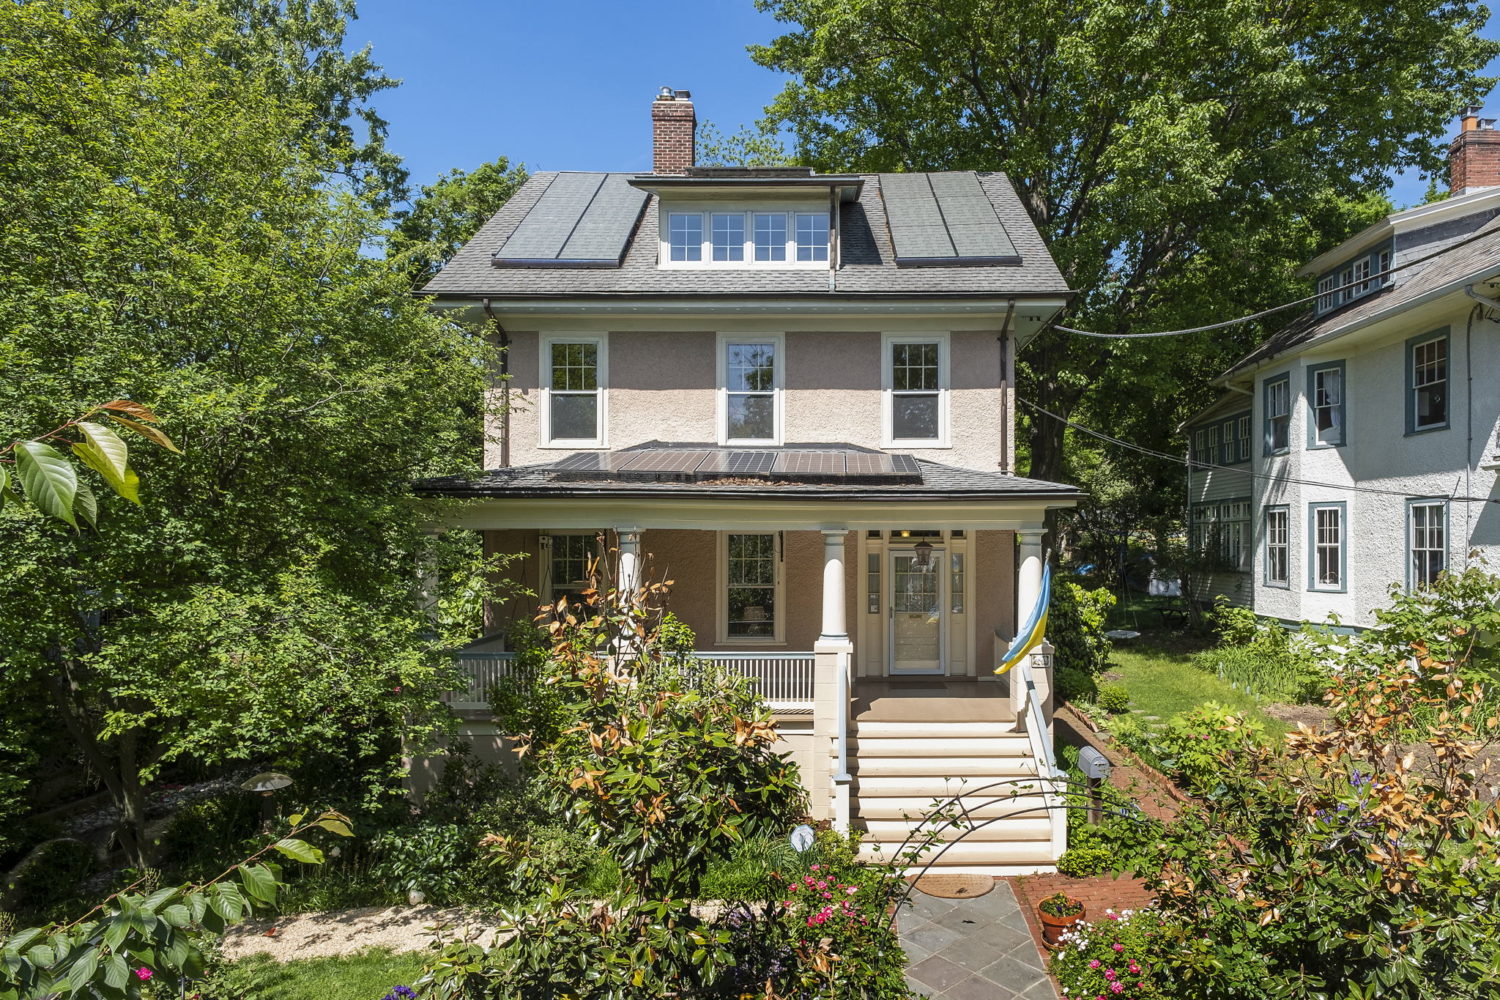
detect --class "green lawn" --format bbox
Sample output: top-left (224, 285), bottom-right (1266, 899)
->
top-left (1102, 631), bottom-right (1289, 737)
top-left (217, 949), bottom-right (428, 1000)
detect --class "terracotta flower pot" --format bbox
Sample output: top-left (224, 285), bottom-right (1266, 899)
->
top-left (1038, 901), bottom-right (1086, 948)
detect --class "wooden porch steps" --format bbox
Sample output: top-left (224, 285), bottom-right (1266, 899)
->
top-left (849, 719), bottom-right (1057, 875)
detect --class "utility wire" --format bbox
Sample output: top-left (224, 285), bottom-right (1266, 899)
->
top-left (1021, 398), bottom-right (1499, 505)
top-left (1052, 222), bottom-right (1500, 339)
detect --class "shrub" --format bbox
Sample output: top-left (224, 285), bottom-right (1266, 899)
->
top-left (156, 791), bottom-right (262, 880)
top-left (4, 839), bottom-right (96, 922)
top-left (1056, 845), bottom-right (1114, 877)
top-left (1207, 599), bottom-right (1259, 646)
top-left (1150, 704), bottom-right (1265, 795)
top-left (1056, 665), bottom-right (1098, 704)
top-left (1096, 683), bottom-right (1131, 714)
top-left (1067, 792), bottom-right (1167, 879)
top-left (1051, 579), bottom-right (1117, 675)
top-left (1051, 908), bottom-right (1173, 1000)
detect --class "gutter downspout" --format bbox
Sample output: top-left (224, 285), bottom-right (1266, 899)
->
top-left (998, 297), bottom-right (1016, 473)
top-left (482, 297), bottom-right (511, 469)
top-left (828, 186), bottom-right (840, 292)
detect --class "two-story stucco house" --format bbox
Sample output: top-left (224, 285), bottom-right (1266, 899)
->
top-left (1189, 109), bottom-right (1500, 627)
top-left (413, 90), bottom-right (1083, 874)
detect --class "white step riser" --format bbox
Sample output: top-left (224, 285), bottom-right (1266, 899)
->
top-left (858, 819), bottom-right (1052, 842)
top-left (853, 795), bottom-right (1051, 820)
top-left (858, 840), bottom-right (1057, 865)
top-left (852, 775), bottom-right (1046, 798)
top-left (851, 737), bottom-right (1031, 757)
top-left (853, 757), bottom-right (1039, 778)
top-left (854, 721), bottom-right (1018, 738)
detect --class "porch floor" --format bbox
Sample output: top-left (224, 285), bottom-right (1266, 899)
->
top-left (853, 678), bottom-right (1015, 724)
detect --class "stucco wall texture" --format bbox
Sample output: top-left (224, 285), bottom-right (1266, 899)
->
top-left (1249, 304), bottom-right (1500, 627)
top-left (487, 329), bottom-right (1007, 471)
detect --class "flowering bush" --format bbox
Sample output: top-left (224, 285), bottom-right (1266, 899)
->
top-left (1051, 908), bottom-right (1171, 999)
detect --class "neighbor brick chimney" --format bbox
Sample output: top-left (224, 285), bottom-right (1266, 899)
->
top-left (652, 88), bottom-right (695, 174)
top-left (1449, 105), bottom-right (1500, 197)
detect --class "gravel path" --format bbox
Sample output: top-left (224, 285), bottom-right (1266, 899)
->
top-left (221, 905), bottom-right (508, 961)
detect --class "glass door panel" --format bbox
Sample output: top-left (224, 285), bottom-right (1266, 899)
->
top-left (889, 551), bottom-right (943, 674)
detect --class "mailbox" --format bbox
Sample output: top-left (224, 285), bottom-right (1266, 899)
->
top-left (1078, 745), bottom-right (1112, 781)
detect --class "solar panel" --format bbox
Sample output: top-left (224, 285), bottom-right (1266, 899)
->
top-left (890, 454), bottom-right (922, 477)
top-left (843, 452), bottom-right (894, 476)
top-left (549, 448), bottom-right (922, 485)
top-left (774, 452), bottom-right (844, 477)
top-left (618, 450), bottom-right (709, 479)
top-left (881, 171), bottom-right (1019, 267)
top-left (697, 451), bottom-right (777, 476)
top-left (493, 173), bottom-right (647, 267)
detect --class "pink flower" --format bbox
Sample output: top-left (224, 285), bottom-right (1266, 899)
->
top-left (811, 865), bottom-right (821, 871)
top-left (1128, 962), bottom-right (1140, 973)
top-left (1089, 960), bottom-right (1101, 969)
top-left (846, 885), bottom-right (859, 894)
top-left (1112, 943), bottom-right (1125, 952)
top-left (135, 969), bottom-right (153, 982)
top-left (1105, 912), bottom-right (1119, 920)
top-left (1104, 969), bottom-right (1116, 981)
top-left (1110, 984), bottom-right (1124, 995)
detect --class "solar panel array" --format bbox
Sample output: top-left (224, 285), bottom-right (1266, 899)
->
top-left (550, 449), bottom-right (923, 484)
top-left (494, 173), bottom-right (648, 267)
top-left (880, 171), bottom-right (1019, 267)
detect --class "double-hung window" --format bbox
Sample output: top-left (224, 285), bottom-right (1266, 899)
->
top-left (722, 532), bottom-right (781, 641)
top-left (1378, 248), bottom-right (1393, 286)
top-left (1193, 429), bottom-right (1209, 468)
top-left (1340, 266), bottom-right (1354, 303)
top-left (1308, 502), bottom-right (1346, 592)
top-left (1308, 362), bottom-right (1345, 447)
top-left (1352, 258), bottom-right (1371, 296)
top-left (1408, 331), bottom-right (1449, 432)
top-left (720, 336), bottom-right (782, 444)
top-left (884, 335), bottom-right (947, 446)
top-left (1316, 275), bottom-right (1336, 312)
top-left (1264, 507), bottom-right (1290, 587)
top-left (662, 207), bottom-right (829, 267)
top-left (542, 336), bottom-right (606, 446)
top-left (1237, 415), bottom-right (1251, 462)
top-left (544, 533), bottom-right (597, 608)
top-left (1264, 374), bottom-right (1291, 454)
top-left (1408, 500), bottom-right (1446, 589)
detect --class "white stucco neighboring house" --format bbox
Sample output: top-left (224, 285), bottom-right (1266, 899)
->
top-left (1199, 110), bottom-right (1500, 628)
top-left (409, 90), bottom-right (1084, 874)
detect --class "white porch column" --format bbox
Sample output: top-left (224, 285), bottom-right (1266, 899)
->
top-left (814, 529), bottom-right (853, 831)
top-left (616, 528), bottom-right (642, 602)
top-left (1012, 528), bottom-right (1046, 720)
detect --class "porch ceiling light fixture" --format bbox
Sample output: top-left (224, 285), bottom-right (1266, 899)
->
top-left (913, 538), bottom-right (934, 571)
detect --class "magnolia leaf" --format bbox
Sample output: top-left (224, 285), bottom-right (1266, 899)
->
top-left (15, 441), bottom-right (77, 526)
top-left (75, 422), bottom-right (129, 478)
top-left (314, 818), bottom-right (353, 838)
top-left (286, 812), bottom-right (305, 827)
top-left (99, 400), bottom-right (162, 423)
top-left (239, 864), bottom-right (278, 904)
top-left (105, 414), bottom-right (181, 454)
top-left (271, 838), bottom-right (323, 864)
top-left (102, 953), bottom-right (129, 991)
top-left (74, 478), bottom-right (97, 529)
top-left (65, 947), bottom-right (98, 996)
top-left (72, 435), bottom-right (140, 505)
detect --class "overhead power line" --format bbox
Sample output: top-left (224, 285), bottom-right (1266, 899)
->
top-left (1020, 398), bottom-right (1498, 505)
top-left (1051, 222), bottom-right (1500, 339)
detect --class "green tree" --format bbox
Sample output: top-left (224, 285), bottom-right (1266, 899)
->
top-left (0, 0), bottom-right (493, 864)
top-left (391, 157), bottom-right (529, 283)
top-left (695, 119), bottom-right (793, 167)
top-left (751, 1), bottom-right (1498, 483)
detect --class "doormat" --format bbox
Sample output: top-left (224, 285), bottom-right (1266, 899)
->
top-left (908, 873), bottom-right (994, 899)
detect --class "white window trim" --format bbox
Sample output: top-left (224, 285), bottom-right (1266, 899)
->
top-left (716, 332), bottom-right (785, 446)
top-left (658, 202), bottom-right (830, 270)
top-left (716, 531), bottom-right (785, 645)
top-left (881, 332), bottom-right (951, 449)
top-left (538, 333), bottom-right (608, 449)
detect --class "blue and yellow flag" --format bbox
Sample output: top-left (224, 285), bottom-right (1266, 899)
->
top-left (994, 562), bottom-right (1051, 677)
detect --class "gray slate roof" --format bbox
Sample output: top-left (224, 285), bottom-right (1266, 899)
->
top-left (1223, 214), bottom-right (1500, 379)
top-left (414, 444), bottom-right (1080, 502)
top-left (422, 171), bottom-right (1068, 299)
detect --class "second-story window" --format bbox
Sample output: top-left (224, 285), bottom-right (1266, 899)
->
top-left (1408, 331), bottom-right (1448, 433)
top-left (667, 213), bottom-right (702, 261)
top-left (753, 212), bottom-right (787, 261)
top-left (542, 336), bottom-right (605, 446)
top-left (884, 335), bottom-right (947, 446)
top-left (1264, 374), bottom-right (1290, 455)
top-left (721, 336), bottom-right (781, 444)
top-left (1353, 258), bottom-right (1371, 296)
top-left (711, 212), bottom-right (745, 261)
top-left (795, 212), bottom-right (830, 261)
top-left (661, 207), bottom-right (830, 267)
top-left (1316, 275), bottom-right (1336, 312)
top-left (1237, 414), bottom-right (1251, 461)
top-left (1308, 363), bottom-right (1345, 447)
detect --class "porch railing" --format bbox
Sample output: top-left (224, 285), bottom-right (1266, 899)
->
top-left (446, 650), bottom-right (815, 712)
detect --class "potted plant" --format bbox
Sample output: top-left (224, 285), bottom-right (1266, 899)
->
top-left (1037, 891), bottom-right (1086, 948)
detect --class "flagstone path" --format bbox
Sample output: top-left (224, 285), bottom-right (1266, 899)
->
top-left (899, 881), bottom-right (1059, 1000)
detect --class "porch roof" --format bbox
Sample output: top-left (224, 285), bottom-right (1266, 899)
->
top-left (414, 444), bottom-right (1081, 504)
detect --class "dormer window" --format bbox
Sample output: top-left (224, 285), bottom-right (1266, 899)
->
top-left (662, 206), bottom-right (830, 268)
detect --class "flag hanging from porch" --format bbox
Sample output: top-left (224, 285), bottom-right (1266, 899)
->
top-left (994, 562), bottom-right (1051, 677)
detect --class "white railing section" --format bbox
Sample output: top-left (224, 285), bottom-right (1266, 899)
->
top-left (1013, 643), bottom-right (1068, 861)
top-left (448, 650), bottom-right (815, 712)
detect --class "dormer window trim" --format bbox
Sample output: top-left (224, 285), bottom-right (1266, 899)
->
top-left (660, 202), bottom-right (831, 269)
top-left (1313, 237), bottom-right (1393, 316)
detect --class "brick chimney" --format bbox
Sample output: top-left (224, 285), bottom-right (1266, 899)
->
top-left (652, 88), bottom-right (695, 174)
top-left (1449, 105), bottom-right (1500, 197)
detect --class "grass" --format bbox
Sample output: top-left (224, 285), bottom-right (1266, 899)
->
top-left (217, 949), bottom-right (428, 1000)
top-left (1101, 631), bottom-right (1289, 738)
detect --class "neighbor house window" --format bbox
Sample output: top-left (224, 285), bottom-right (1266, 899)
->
top-left (1352, 258), bottom-right (1371, 296)
top-left (667, 213), bottom-right (702, 262)
top-left (661, 208), bottom-right (829, 267)
top-left (1308, 362), bottom-right (1345, 447)
top-left (1264, 506), bottom-right (1290, 587)
top-left (1339, 266), bottom-right (1354, 303)
top-left (544, 533), bottom-right (597, 607)
top-left (1264, 374), bottom-right (1291, 454)
top-left (1237, 415), bottom-right (1251, 462)
top-left (1316, 275), bottom-right (1336, 312)
top-left (1408, 331), bottom-right (1449, 432)
top-left (1408, 500), bottom-right (1446, 589)
top-left (1308, 502), bottom-right (1346, 592)
top-left (723, 533), bottom-right (780, 641)
top-left (1193, 428), bottom-right (1209, 468)
top-left (884, 336), bottom-right (947, 446)
top-left (1378, 248), bottom-right (1392, 285)
top-left (542, 336), bottom-right (606, 446)
top-left (720, 336), bottom-right (781, 444)
top-left (1193, 500), bottom-right (1250, 570)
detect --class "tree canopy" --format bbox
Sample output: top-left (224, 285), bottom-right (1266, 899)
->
top-left (752, 0), bottom-right (1499, 490)
top-left (0, 0), bottom-right (498, 863)
top-left (391, 156), bottom-right (529, 284)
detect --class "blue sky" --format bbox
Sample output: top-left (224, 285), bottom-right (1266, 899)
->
top-left (349, 1), bottom-right (1498, 210)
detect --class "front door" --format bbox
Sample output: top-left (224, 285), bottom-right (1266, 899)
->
top-left (889, 550), bottom-right (944, 674)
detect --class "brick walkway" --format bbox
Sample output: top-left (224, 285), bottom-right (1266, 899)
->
top-left (899, 881), bottom-right (1058, 1000)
